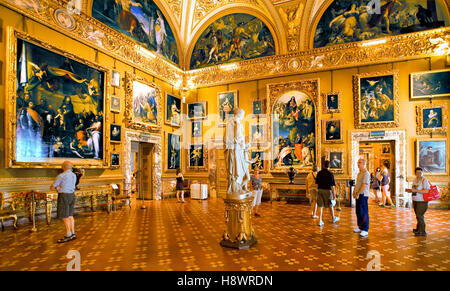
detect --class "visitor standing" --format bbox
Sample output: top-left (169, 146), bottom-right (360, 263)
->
top-left (250, 168), bottom-right (263, 217)
top-left (406, 167), bottom-right (431, 237)
top-left (176, 169), bottom-right (185, 203)
top-left (379, 166), bottom-right (395, 208)
top-left (315, 160), bottom-right (340, 226)
top-left (353, 159), bottom-right (371, 237)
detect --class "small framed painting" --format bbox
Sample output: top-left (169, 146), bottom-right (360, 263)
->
top-left (111, 153), bottom-right (120, 168)
top-left (325, 148), bottom-right (345, 174)
top-left (410, 69), bottom-right (450, 99)
top-left (252, 99), bottom-right (266, 116)
top-left (165, 93), bottom-right (182, 127)
top-left (416, 138), bottom-right (448, 176)
top-left (250, 150), bottom-right (266, 172)
top-left (188, 144), bottom-right (207, 170)
top-left (188, 101), bottom-right (207, 120)
top-left (249, 120), bottom-right (267, 147)
top-left (111, 96), bottom-right (121, 113)
top-left (323, 92), bottom-right (341, 114)
top-left (416, 103), bottom-right (447, 136)
top-left (322, 118), bottom-right (343, 144)
top-left (110, 124), bottom-right (122, 143)
top-left (192, 121), bottom-right (202, 137)
top-left (218, 90), bottom-right (238, 126)
top-left (112, 70), bottom-right (121, 88)
top-left (381, 143), bottom-right (391, 154)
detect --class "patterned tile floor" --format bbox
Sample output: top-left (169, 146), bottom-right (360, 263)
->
top-left (0, 198), bottom-right (449, 271)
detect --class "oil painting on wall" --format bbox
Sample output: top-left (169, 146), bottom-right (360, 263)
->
top-left (188, 101), bottom-right (207, 119)
top-left (325, 148), bottom-right (345, 174)
top-left (416, 138), bottom-right (448, 175)
top-left (165, 93), bottom-right (181, 127)
top-left (166, 133), bottom-right (181, 171)
top-left (11, 37), bottom-right (108, 167)
top-left (218, 91), bottom-right (238, 126)
top-left (313, 0), bottom-right (449, 48)
top-left (189, 13), bottom-right (275, 69)
top-left (323, 118), bottom-right (343, 143)
top-left (92, 0), bottom-right (179, 65)
top-left (250, 122), bottom-right (267, 146)
top-left (411, 69), bottom-right (450, 99)
top-left (251, 151), bottom-right (265, 171)
top-left (416, 103), bottom-right (447, 135)
top-left (189, 144), bottom-right (205, 168)
top-left (271, 90), bottom-right (317, 170)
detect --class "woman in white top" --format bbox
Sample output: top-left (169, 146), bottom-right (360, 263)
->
top-left (406, 167), bottom-right (431, 236)
top-left (306, 165), bottom-right (319, 218)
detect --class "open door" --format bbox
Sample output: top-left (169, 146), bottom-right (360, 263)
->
top-left (139, 143), bottom-right (154, 200)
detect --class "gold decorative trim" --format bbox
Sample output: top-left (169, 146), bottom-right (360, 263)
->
top-left (416, 103), bottom-right (448, 136)
top-left (322, 118), bottom-right (344, 144)
top-left (322, 91), bottom-right (341, 114)
top-left (353, 70), bottom-right (400, 129)
top-left (5, 28), bottom-right (111, 169)
top-left (125, 72), bottom-right (162, 133)
top-left (324, 147), bottom-right (345, 174)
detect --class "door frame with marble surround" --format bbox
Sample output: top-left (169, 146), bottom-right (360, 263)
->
top-left (350, 130), bottom-right (406, 206)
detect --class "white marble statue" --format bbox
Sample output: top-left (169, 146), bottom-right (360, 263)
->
top-left (224, 108), bottom-right (252, 195)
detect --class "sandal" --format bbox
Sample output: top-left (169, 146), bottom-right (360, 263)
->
top-left (57, 236), bottom-right (73, 244)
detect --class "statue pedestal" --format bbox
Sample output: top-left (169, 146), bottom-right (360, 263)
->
top-left (220, 192), bottom-right (257, 249)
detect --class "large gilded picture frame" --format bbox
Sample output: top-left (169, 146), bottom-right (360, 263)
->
top-left (267, 79), bottom-right (321, 173)
top-left (353, 71), bottom-right (399, 129)
top-left (410, 69), bottom-right (450, 99)
top-left (125, 72), bottom-right (162, 132)
top-left (416, 138), bottom-right (448, 176)
top-left (416, 103), bottom-right (447, 136)
top-left (5, 28), bottom-right (111, 168)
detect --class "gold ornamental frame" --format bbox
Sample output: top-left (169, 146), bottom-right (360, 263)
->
top-left (410, 68), bottom-right (450, 99)
top-left (111, 152), bottom-right (120, 168)
top-left (165, 92), bottom-right (182, 128)
top-left (267, 79), bottom-right (321, 173)
top-left (5, 28), bottom-right (111, 169)
top-left (217, 90), bottom-right (239, 127)
top-left (249, 147), bottom-right (268, 173)
top-left (164, 132), bottom-right (182, 173)
top-left (416, 103), bottom-right (448, 136)
top-left (125, 72), bottom-right (162, 132)
top-left (187, 144), bottom-right (208, 171)
top-left (322, 92), bottom-right (341, 114)
top-left (324, 148), bottom-right (345, 174)
top-left (322, 118), bottom-right (344, 144)
top-left (249, 118), bottom-right (268, 147)
top-left (353, 70), bottom-right (400, 129)
top-left (416, 137), bottom-right (449, 176)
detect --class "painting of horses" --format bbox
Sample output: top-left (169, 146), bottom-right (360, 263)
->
top-left (313, 0), bottom-right (449, 48)
top-left (92, 0), bottom-right (179, 65)
top-left (189, 13), bottom-right (275, 69)
top-left (411, 69), bottom-right (450, 99)
top-left (13, 37), bottom-right (106, 165)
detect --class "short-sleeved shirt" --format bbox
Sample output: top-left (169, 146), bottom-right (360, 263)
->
top-left (355, 169), bottom-right (370, 197)
top-left (251, 176), bottom-right (262, 190)
top-left (381, 172), bottom-right (390, 186)
top-left (316, 169), bottom-right (335, 190)
top-left (53, 170), bottom-right (77, 194)
top-left (306, 172), bottom-right (318, 192)
top-left (412, 176), bottom-right (430, 202)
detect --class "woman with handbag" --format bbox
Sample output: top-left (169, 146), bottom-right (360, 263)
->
top-left (405, 167), bottom-right (430, 237)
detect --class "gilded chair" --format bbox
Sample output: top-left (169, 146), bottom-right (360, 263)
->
top-left (0, 192), bottom-right (18, 231)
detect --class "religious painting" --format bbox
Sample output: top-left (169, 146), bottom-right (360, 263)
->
top-left (250, 150), bottom-right (266, 172)
top-left (92, 0), bottom-right (179, 65)
top-left (192, 121), bottom-right (202, 137)
top-left (125, 73), bottom-right (161, 131)
top-left (188, 144), bottom-right (207, 169)
top-left (268, 79), bottom-right (320, 172)
top-left (5, 30), bottom-right (110, 168)
top-left (111, 152), bottom-right (120, 167)
top-left (110, 124), bottom-right (121, 143)
top-left (188, 101), bottom-right (207, 120)
top-left (325, 148), bottom-right (345, 174)
top-left (322, 118), bottom-right (344, 144)
top-left (353, 71), bottom-right (399, 129)
top-left (218, 90), bottom-right (238, 126)
top-left (111, 70), bottom-right (121, 88)
top-left (411, 69), bottom-right (450, 99)
top-left (165, 132), bottom-right (181, 172)
top-left (165, 93), bottom-right (181, 127)
top-left (111, 96), bottom-right (121, 113)
top-left (416, 103), bottom-right (447, 135)
top-left (252, 100), bottom-right (266, 116)
top-left (313, 0), bottom-right (449, 48)
top-left (416, 138), bottom-right (448, 175)
top-left (189, 13), bottom-right (275, 70)
top-left (323, 92), bottom-right (341, 114)
top-left (249, 121), bottom-right (267, 147)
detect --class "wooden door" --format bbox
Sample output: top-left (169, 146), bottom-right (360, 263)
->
top-left (139, 143), bottom-right (153, 200)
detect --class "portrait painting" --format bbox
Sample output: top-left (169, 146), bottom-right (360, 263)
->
top-left (188, 101), bottom-right (207, 120)
top-left (111, 153), bottom-right (120, 167)
top-left (189, 144), bottom-right (206, 169)
top-left (323, 92), bottom-right (341, 113)
top-left (192, 121), bottom-right (202, 137)
top-left (111, 70), bottom-right (120, 88)
top-left (416, 103), bottom-right (447, 135)
top-left (323, 118), bottom-right (343, 144)
top-left (166, 133), bottom-right (181, 171)
top-left (416, 138), bottom-right (448, 175)
top-left (251, 151), bottom-right (265, 171)
top-left (6, 31), bottom-right (110, 168)
top-left (110, 124), bottom-right (121, 143)
top-left (382, 144), bottom-right (391, 154)
top-left (111, 96), bottom-right (121, 113)
top-left (313, 0), bottom-right (449, 48)
top-left (325, 148), bottom-right (345, 174)
top-left (353, 71), bottom-right (399, 129)
top-left (252, 100), bottom-right (266, 115)
top-left (125, 73), bottom-right (161, 131)
top-left (165, 93), bottom-right (181, 127)
top-left (218, 90), bottom-right (238, 126)
top-left (189, 13), bottom-right (275, 70)
top-left (411, 69), bottom-right (450, 99)
top-left (269, 81), bottom-right (319, 172)
top-left (92, 0), bottom-right (179, 65)
top-left (250, 122), bottom-right (267, 146)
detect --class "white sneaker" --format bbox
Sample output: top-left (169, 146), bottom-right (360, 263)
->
top-left (332, 217), bottom-right (340, 223)
top-left (353, 229), bottom-right (361, 233)
top-left (360, 231), bottom-right (369, 237)
top-left (318, 220), bottom-right (324, 227)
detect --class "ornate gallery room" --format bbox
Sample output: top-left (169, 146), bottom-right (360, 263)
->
top-left (0, 0), bottom-right (449, 274)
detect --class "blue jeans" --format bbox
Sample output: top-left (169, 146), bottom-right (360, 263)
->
top-left (356, 195), bottom-right (369, 232)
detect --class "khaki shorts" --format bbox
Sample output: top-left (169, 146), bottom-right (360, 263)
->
top-left (317, 189), bottom-right (332, 208)
top-left (309, 189), bottom-right (318, 201)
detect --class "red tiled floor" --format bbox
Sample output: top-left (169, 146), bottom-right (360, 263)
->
top-left (0, 198), bottom-right (449, 271)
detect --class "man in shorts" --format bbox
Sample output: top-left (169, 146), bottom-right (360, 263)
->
top-left (51, 161), bottom-right (77, 243)
top-left (315, 160), bottom-right (340, 227)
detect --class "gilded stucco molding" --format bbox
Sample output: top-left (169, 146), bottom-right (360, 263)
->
top-left (193, 0), bottom-right (261, 26)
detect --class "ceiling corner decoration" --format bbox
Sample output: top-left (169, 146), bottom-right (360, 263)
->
top-left (312, 0), bottom-right (450, 49)
top-left (91, 0), bottom-right (180, 66)
top-left (188, 13), bottom-right (276, 70)
top-left (276, 0), bottom-right (305, 52)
